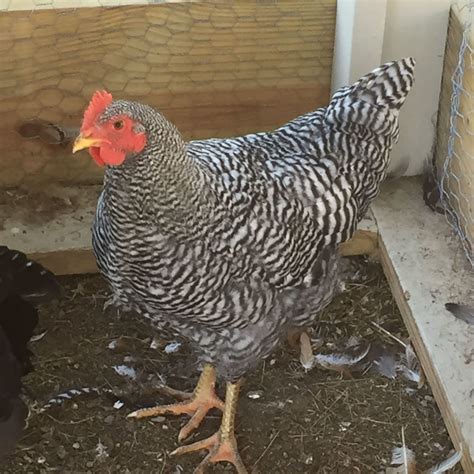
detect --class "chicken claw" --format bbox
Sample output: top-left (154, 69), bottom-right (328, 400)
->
top-left (171, 380), bottom-right (248, 474)
top-left (171, 430), bottom-right (247, 474)
top-left (127, 364), bottom-right (223, 442)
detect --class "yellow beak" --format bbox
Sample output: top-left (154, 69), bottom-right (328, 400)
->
top-left (72, 134), bottom-right (104, 153)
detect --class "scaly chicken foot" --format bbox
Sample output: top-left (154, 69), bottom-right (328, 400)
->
top-left (171, 380), bottom-right (248, 474)
top-left (127, 364), bottom-right (223, 442)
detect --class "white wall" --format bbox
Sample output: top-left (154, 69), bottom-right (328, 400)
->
top-left (331, 0), bottom-right (452, 176)
top-left (331, 0), bottom-right (388, 92)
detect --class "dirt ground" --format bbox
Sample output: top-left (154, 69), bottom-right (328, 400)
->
top-left (2, 257), bottom-right (461, 474)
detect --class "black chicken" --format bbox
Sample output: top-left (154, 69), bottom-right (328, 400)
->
top-left (0, 246), bottom-right (60, 458)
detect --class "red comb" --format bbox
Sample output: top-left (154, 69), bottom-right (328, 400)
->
top-left (81, 90), bottom-right (113, 131)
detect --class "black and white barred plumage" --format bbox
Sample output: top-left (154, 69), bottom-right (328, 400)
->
top-left (91, 58), bottom-right (415, 380)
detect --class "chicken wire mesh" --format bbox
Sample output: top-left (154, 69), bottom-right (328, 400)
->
top-left (0, 0), bottom-right (336, 187)
top-left (439, 1), bottom-right (473, 267)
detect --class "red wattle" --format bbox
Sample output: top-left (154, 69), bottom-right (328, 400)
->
top-left (89, 147), bottom-right (104, 167)
top-left (100, 146), bottom-right (126, 166)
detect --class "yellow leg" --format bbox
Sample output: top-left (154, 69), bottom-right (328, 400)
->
top-left (287, 327), bottom-right (305, 349)
top-left (128, 364), bottom-right (224, 442)
top-left (171, 380), bottom-right (248, 474)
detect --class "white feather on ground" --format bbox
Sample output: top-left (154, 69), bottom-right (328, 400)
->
top-left (397, 343), bottom-right (424, 388)
top-left (312, 337), bottom-right (371, 373)
top-left (385, 429), bottom-right (462, 474)
top-left (386, 428), bottom-right (417, 474)
top-left (112, 365), bottom-right (137, 380)
top-left (426, 449), bottom-right (462, 473)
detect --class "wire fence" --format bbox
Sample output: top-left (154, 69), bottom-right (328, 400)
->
top-left (439, 0), bottom-right (473, 267)
top-left (0, 0), bottom-right (335, 187)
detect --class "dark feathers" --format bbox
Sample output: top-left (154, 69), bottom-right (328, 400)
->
top-left (0, 246), bottom-right (60, 458)
top-left (445, 302), bottom-right (474, 325)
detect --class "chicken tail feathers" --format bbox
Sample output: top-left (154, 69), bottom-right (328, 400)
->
top-left (326, 58), bottom-right (416, 136)
top-left (351, 57), bottom-right (416, 109)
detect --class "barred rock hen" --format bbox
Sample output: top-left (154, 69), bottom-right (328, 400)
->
top-left (0, 246), bottom-right (60, 458)
top-left (73, 58), bottom-right (415, 472)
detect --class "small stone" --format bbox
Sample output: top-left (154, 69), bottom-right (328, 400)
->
top-left (339, 421), bottom-right (351, 432)
top-left (151, 416), bottom-right (166, 423)
top-left (104, 415), bottom-right (115, 425)
top-left (113, 400), bottom-right (124, 410)
top-left (72, 442), bottom-right (80, 450)
top-left (57, 445), bottom-right (67, 460)
top-left (86, 462), bottom-right (94, 468)
top-left (164, 341), bottom-right (181, 354)
top-left (247, 390), bottom-right (263, 400)
top-left (150, 336), bottom-right (161, 349)
top-left (162, 424), bottom-right (169, 430)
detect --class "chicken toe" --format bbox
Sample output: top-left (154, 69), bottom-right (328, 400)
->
top-left (127, 364), bottom-right (223, 442)
top-left (171, 380), bottom-right (248, 474)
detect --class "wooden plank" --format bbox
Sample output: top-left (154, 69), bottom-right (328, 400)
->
top-left (0, 1), bottom-right (336, 187)
top-left (29, 249), bottom-right (98, 275)
top-left (372, 177), bottom-right (474, 472)
top-left (435, 7), bottom-right (473, 256)
top-left (24, 227), bottom-right (378, 275)
top-left (0, 185), bottom-right (377, 275)
top-left (0, 185), bottom-right (100, 275)
top-left (340, 215), bottom-right (378, 257)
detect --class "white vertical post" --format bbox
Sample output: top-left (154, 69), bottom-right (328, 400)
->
top-left (331, 0), bottom-right (388, 94)
top-left (381, 0), bottom-right (452, 175)
top-left (331, 0), bottom-right (452, 176)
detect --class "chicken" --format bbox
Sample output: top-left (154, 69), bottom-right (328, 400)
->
top-left (72, 58), bottom-right (415, 472)
top-left (0, 246), bottom-right (60, 458)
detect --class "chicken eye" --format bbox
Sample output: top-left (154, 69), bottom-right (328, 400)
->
top-left (113, 120), bottom-right (124, 130)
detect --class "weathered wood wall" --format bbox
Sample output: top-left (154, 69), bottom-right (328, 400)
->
top-left (0, 0), bottom-right (336, 187)
top-left (435, 5), bottom-right (473, 258)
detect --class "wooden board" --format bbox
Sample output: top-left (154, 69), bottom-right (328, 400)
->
top-left (372, 177), bottom-right (474, 472)
top-left (0, 185), bottom-right (100, 275)
top-left (0, 184), bottom-right (377, 275)
top-left (435, 7), bottom-right (473, 258)
top-left (0, 0), bottom-right (336, 187)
